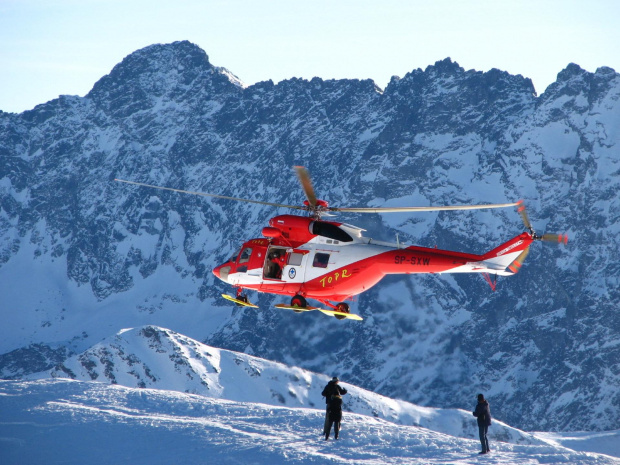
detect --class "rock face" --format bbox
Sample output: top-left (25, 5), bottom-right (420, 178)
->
top-left (1, 40), bottom-right (619, 432)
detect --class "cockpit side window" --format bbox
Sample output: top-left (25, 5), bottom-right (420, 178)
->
top-left (238, 247), bottom-right (252, 264)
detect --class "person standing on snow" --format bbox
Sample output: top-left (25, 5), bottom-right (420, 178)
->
top-left (473, 393), bottom-right (492, 454)
top-left (321, 377), bottom-right (347, 436)
top-left (325, 394), bottom-right (343, 440)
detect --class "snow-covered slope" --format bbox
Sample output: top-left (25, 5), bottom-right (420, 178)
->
top-left (5, 325), bottom-right (620, 464)
top-left (25, 325), bottom-right (535, 445)
top-left (1, 40), bottom-right (620, 432)
top-left (2, 379), bottom-right (620, 465)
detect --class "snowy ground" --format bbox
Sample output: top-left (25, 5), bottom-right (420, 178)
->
top-left (1, 379), bottom-right (619, 465)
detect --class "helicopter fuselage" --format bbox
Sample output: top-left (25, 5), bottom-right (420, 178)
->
top-left (116, 168), bottom-right (562, 314)
top-left (212, 214), bottom-right (533, 304)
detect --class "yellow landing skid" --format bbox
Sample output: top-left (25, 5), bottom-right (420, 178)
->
top-left (318, 308), bottom-right (363, 321)
top-left (221, 294), bottom-right (259, 308)
top-left (274, 304), bottom-right (363, 321)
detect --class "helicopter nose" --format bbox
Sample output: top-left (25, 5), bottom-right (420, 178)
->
top-left (213, 265), bottom-right (231, 283)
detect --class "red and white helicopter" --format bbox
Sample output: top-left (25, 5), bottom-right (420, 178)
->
top-left (116, 167), bottom-right (566, 320)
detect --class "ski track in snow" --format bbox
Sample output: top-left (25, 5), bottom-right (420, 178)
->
top-left (1, 379), bottom-right (619, 465)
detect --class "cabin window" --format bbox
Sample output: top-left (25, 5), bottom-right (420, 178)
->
top-left (313, 253), bottom-right (330, 268)
top-left (289, 253), bottom-right (304, 266)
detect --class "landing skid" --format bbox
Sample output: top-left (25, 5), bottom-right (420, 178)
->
top-left (222, 294), bottom-right (363, 320)
top-left (318, 308), bottom-right (363, 321)
top-left (221, 294), bottom-right (259, 308)
top-left (274, 304), bottom-right (319, 313)
top-left (274, 304), bottom-right (363, 321)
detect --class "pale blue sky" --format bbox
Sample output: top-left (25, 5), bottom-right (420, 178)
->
top-left (1, 0), bottom-right (619, 113)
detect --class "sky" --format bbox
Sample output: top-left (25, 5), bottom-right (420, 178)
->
top-left (1, 0), bottom-right (619, 113)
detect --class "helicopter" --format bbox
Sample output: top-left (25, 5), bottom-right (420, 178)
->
top-left (116, 167), bottom-right (567, 321)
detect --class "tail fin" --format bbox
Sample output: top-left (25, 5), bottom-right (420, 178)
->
top-left (482, 233), bottom-right (533, 274)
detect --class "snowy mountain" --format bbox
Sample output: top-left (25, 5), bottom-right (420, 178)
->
top-left (3, 326), bottom-right (620, 464)
top-left (26, 325), bottom-right (537, 444)
top-left (1, 40), bottom-right (620, 432)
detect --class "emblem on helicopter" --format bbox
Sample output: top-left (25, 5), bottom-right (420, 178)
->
top-left (116, 167), bottom-right (567, 321)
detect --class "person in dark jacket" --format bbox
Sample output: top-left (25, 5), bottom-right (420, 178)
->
top-left (321, 377), bottom-right (347, 435)
top-left (325, 394), bottom-right (343, 440)
top-left (473, 393), bottom-right (492, 454)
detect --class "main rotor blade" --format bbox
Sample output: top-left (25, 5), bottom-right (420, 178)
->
top-left (330, 202), bottom-right (519, 214)
top-left (115, 179), bottom-right (306, 210)
top-left (294, 166), bottom-right (318, 208)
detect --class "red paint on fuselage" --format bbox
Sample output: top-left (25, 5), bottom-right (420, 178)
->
top-left (268, 215), bottom-right (315, 247)
top-left (298, 246), bottom-right (482, 301)
top-left (212, 215), bottom-right (534, 305)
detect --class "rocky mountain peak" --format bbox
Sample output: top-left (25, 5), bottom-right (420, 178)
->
top-left (540, 63), bottom-right (620, 105)
top-left (89, 41), bottom-right (210, 91)
top-left (86, 41), bottom-right (241, 116)
top-left (381, 58), bottom-right (536, 136)
top-left (426, 57), bottom-right (464, 75)
top-left (557, 62), bottom-right (587, 82)
top-left (387, 57), bottom-right (535, 101)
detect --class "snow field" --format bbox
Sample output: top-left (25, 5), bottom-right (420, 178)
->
top-left (2, 379), bottom-right (619, 465)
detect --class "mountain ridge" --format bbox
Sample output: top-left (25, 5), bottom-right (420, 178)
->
top-left (23, 324), bottom-right (565, 446)
top-left (1, 41), bottom-right (619, 432)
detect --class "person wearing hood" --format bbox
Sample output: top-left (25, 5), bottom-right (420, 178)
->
top-left (325, 394), bottom-right (343, 440)
top-left (473, 393), bottom-right (492, 454)
top-left (321, 377), bottom-right (347, 436)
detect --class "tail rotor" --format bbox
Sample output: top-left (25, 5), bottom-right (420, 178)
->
top-left (508, 247), bottom-right (530, 274)
top-left (517, 200), bottom-right (568, 244)
top-left (507, 201), bottom-right (568, 275)
top-left (540, 233), bottom-right (569, 244)
top-left (517, 200), bottom-right (533, 233)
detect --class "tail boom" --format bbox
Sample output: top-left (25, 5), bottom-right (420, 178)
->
top-left (433, 233), bottom-right (533, 276)
top-left (375, 233), bottom-right (534, 277)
